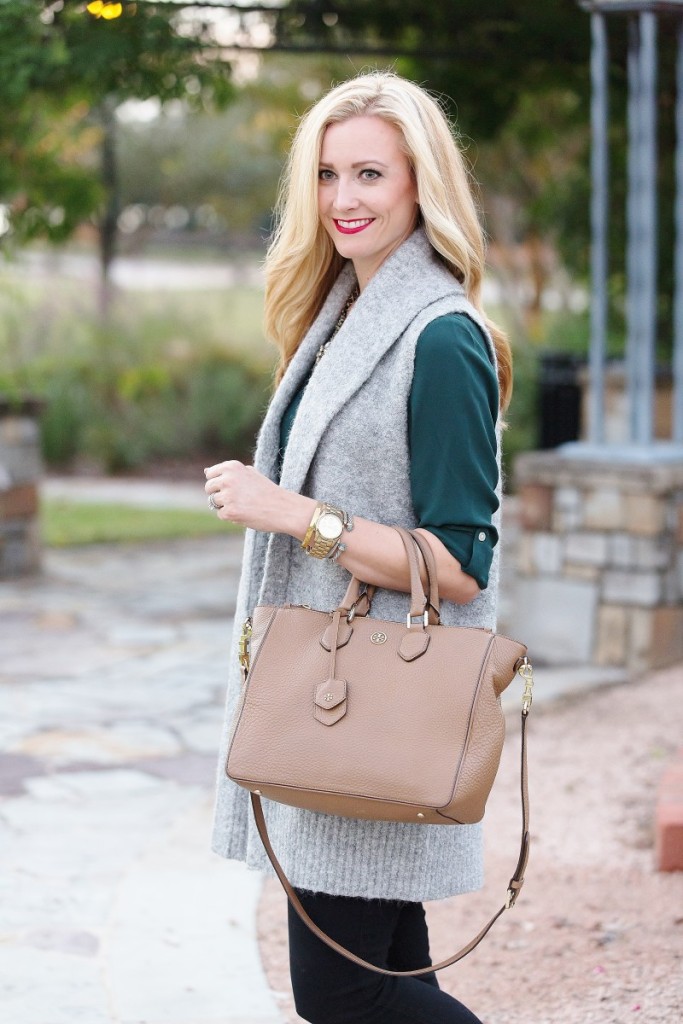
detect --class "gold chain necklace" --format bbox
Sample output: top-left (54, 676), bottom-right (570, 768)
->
top-left (313, 285), bottom-right (360, 367)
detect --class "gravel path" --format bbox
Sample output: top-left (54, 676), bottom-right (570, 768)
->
top-left (257, 665), bottom-right (683, 1023)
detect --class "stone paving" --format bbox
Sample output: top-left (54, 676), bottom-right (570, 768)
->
top-left (0, 530), bottom-right (284, 1024)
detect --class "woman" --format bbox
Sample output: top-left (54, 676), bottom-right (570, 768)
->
top-left (205, 71), bottom-right (511, 1024)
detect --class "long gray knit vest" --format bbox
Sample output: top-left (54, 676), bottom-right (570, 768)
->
top-left (211, 227), bottom-right (502, 901)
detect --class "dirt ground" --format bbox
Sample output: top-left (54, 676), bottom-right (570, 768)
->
top-left (257, 665), bottom-right (683, 1024)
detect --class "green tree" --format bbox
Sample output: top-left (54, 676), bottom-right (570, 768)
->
top-left (0, 0), bottom-right (234, 307)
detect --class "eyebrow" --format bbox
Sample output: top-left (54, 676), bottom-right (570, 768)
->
top-left (319, 160), bottom-right (390, 169)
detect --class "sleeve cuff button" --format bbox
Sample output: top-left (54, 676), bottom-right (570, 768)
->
top-left (478, 531), bottom-right (486, 542)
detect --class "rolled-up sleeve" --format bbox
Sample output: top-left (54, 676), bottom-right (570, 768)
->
top-left (408, 314), bottom-right (500, 590)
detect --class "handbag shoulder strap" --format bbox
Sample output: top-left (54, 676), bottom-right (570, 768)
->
top-left (250, 699), bottom-right (531, 977)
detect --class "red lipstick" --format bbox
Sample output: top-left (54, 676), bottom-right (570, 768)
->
top-left (333, 219), bottom-right (374, 235)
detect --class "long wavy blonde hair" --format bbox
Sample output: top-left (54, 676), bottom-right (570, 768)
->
top-left (265, 71), bottom-right (512, 410)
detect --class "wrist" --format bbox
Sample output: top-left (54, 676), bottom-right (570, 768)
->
top-left (283, 492), bottom-right (318, 542)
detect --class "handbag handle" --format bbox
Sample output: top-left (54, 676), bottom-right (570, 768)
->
top-left (250, 704), bottom-right (530, 977)
top-left (339, 527), bottom-right (436, 624)
top-left (408, 529), bottom-right (441, 622)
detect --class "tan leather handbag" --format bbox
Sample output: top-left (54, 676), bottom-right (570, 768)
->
top-left (227, 527), bottom-right (534, 975)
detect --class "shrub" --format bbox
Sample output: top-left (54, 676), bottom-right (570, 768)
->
top-left (0, 281), bottom-right (273, 472)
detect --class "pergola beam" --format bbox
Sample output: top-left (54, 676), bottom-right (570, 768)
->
top-left (580, 1), bottom-right (683, 12)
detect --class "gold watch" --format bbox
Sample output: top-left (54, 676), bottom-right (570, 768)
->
top-left (302, 503), bottom-right (346, 559)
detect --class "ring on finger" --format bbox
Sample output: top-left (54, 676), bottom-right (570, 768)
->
top-left (208, 494), bottom-right (223, 511)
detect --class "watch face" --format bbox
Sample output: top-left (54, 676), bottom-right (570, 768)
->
top-left (318, 512), bottom-right (344, 541)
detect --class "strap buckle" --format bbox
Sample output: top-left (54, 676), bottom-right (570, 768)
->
top-left (406, 611), bottom-right (429, 629)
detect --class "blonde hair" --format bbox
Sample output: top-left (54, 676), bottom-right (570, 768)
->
top-left (265, 71), bottom-right (513, 410)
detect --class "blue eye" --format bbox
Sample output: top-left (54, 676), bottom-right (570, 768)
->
top-left (360, 169), bottom-right (381, 180)
top-left (318, 169), bottom-right (335, 181)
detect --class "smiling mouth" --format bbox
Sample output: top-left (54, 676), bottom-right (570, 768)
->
top-left (334, 218), bottom-right (375, 235)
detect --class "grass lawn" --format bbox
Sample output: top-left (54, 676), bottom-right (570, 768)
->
top-left (42, 499), bottom-right (243, 547)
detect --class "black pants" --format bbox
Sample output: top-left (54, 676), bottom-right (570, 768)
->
top-left (288, 889), bottom-right (483, 1024)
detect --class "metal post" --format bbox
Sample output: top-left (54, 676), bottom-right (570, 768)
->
top-left (636, 11), bottom-right (658, 445)
top-left (589, 12), bottom-right (609, 445)
top-left (625, 13), bottom-right (658, 446)
top-left (674, 20), bottom-right (683, 442)
top-left (625, 17), bottom-right (641, 443)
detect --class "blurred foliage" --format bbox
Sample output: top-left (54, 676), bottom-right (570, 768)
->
top-left (0, 94), bottom-right (103, 243)
top-left (114, 54), bottom-right (359, 239)
top-left (0, 278), bottom-right (273, 472)
top-left (282, 1), bottom-right (592, 138)
top-left (0, 0), bottom-right (234, 249)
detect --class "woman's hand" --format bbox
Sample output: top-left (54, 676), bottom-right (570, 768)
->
top-left (204, 461), bottom-right (316, 536)
top-left (204, 462), bottom-right (480, 605)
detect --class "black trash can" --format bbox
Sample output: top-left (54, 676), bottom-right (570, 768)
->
top-left (537, 353), bottom-right (583, 449)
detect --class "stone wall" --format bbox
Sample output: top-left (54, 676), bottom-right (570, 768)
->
top-left (0, 399), bottom-right (42, 576)
top-left (508, 451), bottom-right (683, 672)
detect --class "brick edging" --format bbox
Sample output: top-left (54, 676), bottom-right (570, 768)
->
top-left (656, 748), bottom-right (683, 871)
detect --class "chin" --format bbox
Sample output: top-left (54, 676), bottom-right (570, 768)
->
top-left (332, 238), bottom-right (368, 258)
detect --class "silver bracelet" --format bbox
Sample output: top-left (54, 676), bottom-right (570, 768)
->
top-left (343, 513), bottom-right (354, 532)
top-left (328, 541), bottom-right (347, 563)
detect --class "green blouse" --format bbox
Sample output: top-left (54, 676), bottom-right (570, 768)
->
top-left (279, 313), bottom-right (499, 589)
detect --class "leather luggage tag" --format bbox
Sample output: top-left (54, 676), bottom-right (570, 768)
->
top-left (314, 677), bottom-right (347, 726)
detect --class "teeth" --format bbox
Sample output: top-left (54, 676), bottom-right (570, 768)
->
top-left (338, 219), bottom-right (372, 228)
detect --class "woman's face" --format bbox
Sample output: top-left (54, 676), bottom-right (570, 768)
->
top-left (318, 115), bottom-right (418, 289)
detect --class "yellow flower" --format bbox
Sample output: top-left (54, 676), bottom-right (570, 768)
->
top-left (86, 2), bottom-right (123, 18)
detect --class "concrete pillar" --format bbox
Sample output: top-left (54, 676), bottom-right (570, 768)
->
top-left (0, 398), bottom-right (43, 576)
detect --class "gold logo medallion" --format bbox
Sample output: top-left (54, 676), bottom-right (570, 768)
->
top-left (370, 631), bottom-right (387, 645)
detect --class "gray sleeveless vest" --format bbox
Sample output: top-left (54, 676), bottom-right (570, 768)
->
top-left (211, 227), bottom-right (502, 900)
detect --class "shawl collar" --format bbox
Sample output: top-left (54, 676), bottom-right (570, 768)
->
top-left (252, 261), bottom-right (356, 481)
top-left (256, 227), bottom-right (465, 496)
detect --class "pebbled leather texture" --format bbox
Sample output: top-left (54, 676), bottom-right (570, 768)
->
top-left (227, 530), bottom-right (527, 826)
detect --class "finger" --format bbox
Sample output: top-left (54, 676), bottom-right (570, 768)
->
top-left (204, 460), bottom-right (244, 478)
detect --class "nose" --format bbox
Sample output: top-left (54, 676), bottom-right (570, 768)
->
top-left (333, 176), bottom-right (360, 213)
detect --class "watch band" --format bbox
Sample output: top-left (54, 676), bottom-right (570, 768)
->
top-left (302, 503), bottom-right (346, 559)
top-left (301, 503), bottom-right (324, 552)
